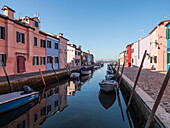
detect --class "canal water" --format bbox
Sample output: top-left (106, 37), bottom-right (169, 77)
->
top-left (0, 64), bottom-right (134, 128)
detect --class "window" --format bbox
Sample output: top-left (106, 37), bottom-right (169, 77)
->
top-left (34, 114), bottom-right (38, 122)
top-left (33, 56), bottom-right (39, 65)
top-left (55, 57), bottom-right (59, 63)
top-left (34, 37), bottom-right (38, 46)
top-left (55, 43), bottom-right (58, 49)
top-left (75, 51), bottom-right (77, 55)
top-left (59, 44), bottom-right (62, 51)
top-left (40, 57), bottom-right (46, 65)
top-left (55, 87), bottom-right (59, 93)
top-left (0, 54), bottom-right (6, 66)
top-left (40, 107), bottom-right (46, 116)
top-left (166, 29), bottom-right (170, 40)
top-left (132, 59), bottom-right (134, 63)
top-left (0, 26), bottom-right (5, 39)
top-left (17, 120), bottom-right (25, 128)
top-left (150, 57), bottom-right (152, 63)
top-left (17, 31), bottom-right (25, 44)
top-left (127, 51), bottom-right (128, 54)
top-left (47, 56), bottom-right (52, 64)
top-left (34, 21), bottom-right (38, 28)
top-left (154, 56), bottom-right (157, 63)
top-left (155, 40), bottom-right (158, 47)
top-left (78, 52), bottom-right (81, 55)
top-left (64, 45), bottom-right (67, 52)
top-left (41, 39), bottom-right (46, 48)
top-left (47, 105), bottom-right (51, 114)
top-left (54, 100), bottom-right (58, 107)
top-left (47, 40), bottom-right (51, 48)
top-left (132, 48), bottom-right (134, 53)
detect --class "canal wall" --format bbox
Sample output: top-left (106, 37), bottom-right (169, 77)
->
top-left (119, 71), bottom-right (170, 128)
top-left (0, 66), bottom-right (93, 94)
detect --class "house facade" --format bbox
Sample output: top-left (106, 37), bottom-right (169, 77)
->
top-left (165, 22), bottom-right (170, 72)
top-left (0, 6), bottom-right (46, 76)
top-left (150, 20), bottom-right (170, 71)
top-left (67, 44), bottom-right (76, 67)
top-left (131, 41), bottom-right (138, 67)
top-left (57, 33), bottom-right (68, 69)
top-left (119, 50), bottom-right (126, 65)
top-left (126, 43), bottom-right (133, 67)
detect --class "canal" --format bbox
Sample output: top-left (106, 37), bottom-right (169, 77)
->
top-left (0, 64), bottom-right (134, 128)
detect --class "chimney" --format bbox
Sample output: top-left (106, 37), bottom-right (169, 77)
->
top-left (59, 33), bottom-right (63, 37)
top-left (2, 5), bottom-right (15, 19)
top-left (88, 50), bottom-right (90, 54)
top-left (140, 36), bottom-right (143, 40)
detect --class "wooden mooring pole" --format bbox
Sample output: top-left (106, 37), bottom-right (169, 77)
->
top-left (126, 50), bottom-right (147, 110)
top-left (1, 61), bottom-right (13, 92)
top-left (144, 67), bottom-right (170, 128)
top-left (52, 67), bottom-right (59, 82)
top-left (117, 61), bottom-right (125, 89)
top-left (116, 60), bottom-right (120, 82)
top-left (39, 69), bottom-right (46, 86)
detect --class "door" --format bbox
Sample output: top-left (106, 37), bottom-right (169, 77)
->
top-left (17, 56), bottom-right (26, 73)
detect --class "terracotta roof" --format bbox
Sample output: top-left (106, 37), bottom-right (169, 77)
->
top-left (2, 5), bottom-right (15, 12)
top-left (58, 36), bottom-right (69, 41)
top-left (126, 42), bottom-right (134, 48)
top-left (165, 22), bottom-right (170, 27)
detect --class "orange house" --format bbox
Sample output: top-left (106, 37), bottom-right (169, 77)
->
top-left (0, 5), bottom-right (46, 76)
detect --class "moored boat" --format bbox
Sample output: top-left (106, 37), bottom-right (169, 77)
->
top-left (70, 72), bottom-right (80, 79)
top-left (0, 86), bottom-right (39, 114)
top-left (105, 74), bottom-right (116, 80)
top-left (80, 67), bottom-right (91, 75)
top-left (99, 80), bottom-right (117, 92)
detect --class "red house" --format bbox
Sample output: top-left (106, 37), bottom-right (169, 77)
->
top-left (126, 43), bottom-right (134, 67)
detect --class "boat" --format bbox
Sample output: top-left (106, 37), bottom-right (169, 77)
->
top-left (70, 72), bottom-right (80, 79)
top-left (105, 74), bottom-right (116, 80)
top-left (106, 70), bottom-right (113, 74)
top-left (80, 67), bottom-right (91, 75)
top-left (0, 86), bottom-right (39, 114)
top-left (99, 80), bottom-right (117, 92)
top-left (98, 89), bottom-right (116, 109)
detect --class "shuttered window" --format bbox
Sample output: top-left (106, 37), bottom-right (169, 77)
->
top-left (33, 56), bottom-right (39, 65)
top-left (16, 31), bottom-right (25, 44)
top-left (47, 56), bottom-right (52, 64)
top-left (34, 21), bottom-right (38, 28)
top-left (150, 57), bottom-right (152, 63)
top-left (34, 37), bottom-right (38, 46)
top-left (167, 53), bottom-right (170, 64)
top-left (55, 43), bottom-right (58, 49)
top-left (40, 39), bottom-right (46, 48)
top-left (47, 40), bottom-right (51, 48)
top-left (0, 26), bottom-right (5, 39)
top-left (0, 54), bottom-right (6, 66)
top-left (154, 56), bottom-right (157, 63)
top-left (40, 57), bottom-right (46, 65)
top-left (55, 57), bottom-right (59, 63)
top-left (166, 29), bottom-right (170, 40)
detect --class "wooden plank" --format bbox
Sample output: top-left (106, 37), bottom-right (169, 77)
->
top-left (126, 50), bottom-right (147, 110)
top-left (39, 69), bottom-right (46, 86)
top-left (144, 67), bottom-right (170, 128)
top-left (116, 60), bottom-right (120, 82)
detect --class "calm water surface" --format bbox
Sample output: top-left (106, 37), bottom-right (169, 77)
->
top-left (1, 64), bottom-right (134, 128)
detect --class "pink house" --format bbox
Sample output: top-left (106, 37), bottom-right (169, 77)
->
top-left (57, 33), bottom-right (69, 69)
top-left (0, 5), bottom-right (46, 76)
top-left (149, 20), bottom-right (170, 71)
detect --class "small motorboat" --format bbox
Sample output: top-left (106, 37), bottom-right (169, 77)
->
top-left (80, 67), bottom-right (91, 75)
top-left (106, 70), bottom-right (113, 75)
top-left (99, 80), bottom-right (117, 92)
top-left (105, 74), bottom-right (116, 80)
top-left (0, 85), bottom-right (39, 114)
top-left (70, 72), bottom-right (80, 79)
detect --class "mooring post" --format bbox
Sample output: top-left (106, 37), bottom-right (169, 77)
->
top-left (117, 61), bottom-right (125, 89)
top-left (116, 60), bottom-right (120, 82)
top-left (1, 61), bottom-right (13, 92)
top-left (126, 50), bottom-right (147, 110)
top-left (144, 67), bottom-right (170, 128)
top-left (52, 67), bottom-right (59, 82)
top-left (39, 69), bottom-right (46, 86)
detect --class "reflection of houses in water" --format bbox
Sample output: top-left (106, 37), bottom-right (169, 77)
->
top-left (67, 81), bottom-right (76, 96)
top-left (74, 80), bottom-right (81, 91)
top-left (46, 82), bottom-right (68, 115)
top-left (2, 96), bottom-right (46, 128)
top-left (80, 75), bottom-right (91, 85)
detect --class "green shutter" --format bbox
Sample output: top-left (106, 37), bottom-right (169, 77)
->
top-left (22, 33), bottom-right (25, 43)
top-left (166, 29), bottom-right (168, 39)
top-left (167, 53), bottom-right (170, 64)
top-left (168, 29), bottom-right (170, 39)
top-left (154, 56), bottom-right (157, 63)
top-left (150, 57), bottom-right (152, 63)
top-left (17, 31), bottom-right (19, 42)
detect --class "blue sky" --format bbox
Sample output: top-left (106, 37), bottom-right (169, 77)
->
top-left (1, 0), bottom-right (170, 61)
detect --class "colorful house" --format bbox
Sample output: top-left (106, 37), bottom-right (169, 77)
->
top-left (67, 44), bottom-right (76, 67)
top-left (81, 52), bottom-right (88, 66)
top-left (57, 33), bottom-right (69, 69)
top-left (0, 6), bottom-right (46, 76)
top-left (75, 47), bottom-right (81, 67)
top-left (39, 31), bottom-right (60, 70)
top-left (131, 41), bottom-right (138, 67)
top-left (87, 50), bottom-right (93, 65)
top-left (165, 22), bottom-right (170, 72)
top-left (119, 50), bottom-right (126, 65)
top-left (126, 43), bottom-right (134, 67)
top-left (149, 20), bottom-right (170, 71)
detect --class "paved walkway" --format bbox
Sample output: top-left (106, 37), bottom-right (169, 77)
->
top-left (120, 67), bottom-right (170, 113)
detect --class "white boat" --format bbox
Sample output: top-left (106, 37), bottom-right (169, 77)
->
top-left (70, 72), bottom-right (80, 79)
top-left (105, 74), bottom-right (116, 80)
top-left (99, 80), bottom-right (117, 92)
top-left (81, 70), bottom-right (91, 75)
top-left (106, 70), bottom-right (113, 74)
